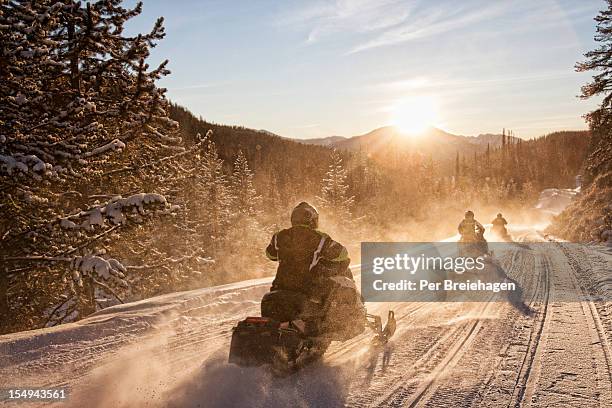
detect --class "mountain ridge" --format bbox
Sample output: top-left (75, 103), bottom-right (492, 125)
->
top-left (299, 126), bottom-right (520, 150)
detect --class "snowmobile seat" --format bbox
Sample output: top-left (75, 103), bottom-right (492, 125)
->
top-left (261, 289), bottom-right (324, 324)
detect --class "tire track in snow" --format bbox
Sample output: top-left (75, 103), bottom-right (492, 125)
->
top-left (349, 246), bottom-right (528, 407)
top-left (505, 243), bottom-right (611, 408)
top-left (509, 254), bottom-right (552, 408)
top-left (391, 301), bottom-right (496, 408)
top-left (561, 245), bottom-right (612, 406)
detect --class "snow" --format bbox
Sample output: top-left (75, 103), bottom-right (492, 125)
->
top-left (0, 276), bottom-right (271, 351)
top-left (60, 219), bottom-right (78, 229)
top-left (0, 153), bottom-right (49, 175)
top-left (1, 227), bottom-right (611, 407)
top-left (71, 255), bottom-right (126, 282)
top-left (60, 193), bottom-right (168, 229)
top-left (602, 229), bottom-right (612, 246)
top-left (534, 187), bottom-right (579, 215)
top-left (85, 139), bottom-right (126, 157)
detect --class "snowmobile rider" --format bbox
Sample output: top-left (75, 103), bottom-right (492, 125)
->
top-left (263, 202), bottom-right (353, 323)
top-left (492, 213), bottom-right (508, 234)
top-left (458, 210), bottom-right (486, 242)
top-left (492, 213), bottom-right (508, 228)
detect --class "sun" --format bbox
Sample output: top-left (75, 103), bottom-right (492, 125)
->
top-left (391, 96), bottom-right (438, 135)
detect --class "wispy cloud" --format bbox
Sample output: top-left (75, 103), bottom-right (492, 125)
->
top-left (348, 2), bottom-right (508, 54)
top-left (278, 1), bottom-right (513, 54)
top-left (277, 0), bottom-right (414, 44)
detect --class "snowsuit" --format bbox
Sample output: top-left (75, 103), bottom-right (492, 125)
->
top-left (458, 219), bottom-right (485, 242)
top-left (492, 216), bottom-right (509, 238)
top-left (458, 218), bottom-right (489, 256)
top-left (265, 225), bottom-right (351, 294)
top-left (492, 216), bottom-right (508, 228)
top-left (263, 225), bottom-right (352, 324)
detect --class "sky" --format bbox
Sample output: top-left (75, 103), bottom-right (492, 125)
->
top-left (127, 0), bottom-right (605, 140)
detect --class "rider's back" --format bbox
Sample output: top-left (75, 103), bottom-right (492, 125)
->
top-left (267, 226), bottom-right (350, 296)
top-left (492, 217), bottom-right (507, 226)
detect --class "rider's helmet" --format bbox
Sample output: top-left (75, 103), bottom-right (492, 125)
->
top-left (497, 213), bottom-right (502, 218)
top-left (291, 202), bottom-right (319, 229)
top-left (465, 210), bottom-right (474, 220)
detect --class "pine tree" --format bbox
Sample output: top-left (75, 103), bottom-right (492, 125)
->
top-left (196, 138), bottom-right (233, 251)
top-left (230, 150), bottom-right (261, 217)
top-left (576, 0), bottom-right (612, 182)
top-left (455, 151), bottom-right (460, 179)
top-left (317, 150), bottom-right (355, 228)
top-left (577, 0), bottom-right (612, 114)
top-left (0, 1), bottom-right (183, 330)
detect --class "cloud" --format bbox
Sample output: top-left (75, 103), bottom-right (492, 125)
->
top-left (348, 2), bottom-right (508, 54)
top-left (278, 0), bottom-right (593, 56)
top-left (277, 0), bottom-right (413, 44)
top-left (277, 1), bottom-right (511, 54)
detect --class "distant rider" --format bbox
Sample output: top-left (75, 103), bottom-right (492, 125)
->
top-left (492, 213), bottom-right (508, 236)
top-left (263, 202), bottom-right (352, 323)
top-left (458, 210), bottom-right (485, 242)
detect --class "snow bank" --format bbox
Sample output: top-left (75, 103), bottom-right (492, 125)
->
top-left (534, 188), bottom-right (579, 215)
top-left (0, 278), bottom-right (272, 370)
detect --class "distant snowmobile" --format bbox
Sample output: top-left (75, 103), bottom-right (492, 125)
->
top-left (491, 213), bottom-right (512, 242)
top-left (458, 210), bottom-right (490, 258)
top-left (228, 276), bottom-right (395, 374)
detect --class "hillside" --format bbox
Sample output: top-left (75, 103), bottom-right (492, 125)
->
top-left (465, 133), bottom-right (521, 147)
top-left (549, 125), bottom-right (612, 242)
top-left (169, 104), bottom-right (337, 209)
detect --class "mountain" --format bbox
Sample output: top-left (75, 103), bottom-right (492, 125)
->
top-left (301, 127), bottom-right (519, 151)
top-left (300, 136), bottom-right (348, 146)
top-left (297, 126), bottom-right (489, 166)
top-left (465, 133), bottom-right (521, 147)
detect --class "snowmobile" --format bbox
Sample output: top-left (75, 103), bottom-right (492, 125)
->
top-left (491, 224), bottom-right (512, 242)
top-left (228, 275), bottom-right (396, 374)
top-left (458, 229), bottom-right (491, 259)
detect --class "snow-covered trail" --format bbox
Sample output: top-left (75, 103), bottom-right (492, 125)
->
top-left (1, 227), bottom-right (611, 407)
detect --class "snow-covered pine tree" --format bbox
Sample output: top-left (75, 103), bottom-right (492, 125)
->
top-left (0, 1), bottom-right (188, 331)
top-left (230, 150), bottom-right (261, 217)
top-left (575, 0), bottom-right (612, 183)
top-left (317, 149), bottom-right (355, 230)
top-left (548, 0), bottom-right (612, 242)
top-left (223, 150), bottom-right (267, 280)
top-left (193, 138), bottom-right (233, 255)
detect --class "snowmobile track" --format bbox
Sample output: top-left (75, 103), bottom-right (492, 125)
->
top-left (508, 254), bottom-right (552, 408)
top-left (357, 247), bottom-right (528, 407)
top-left (394, 301), bottom-right (496, 407)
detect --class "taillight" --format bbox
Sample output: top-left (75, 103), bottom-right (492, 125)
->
top-left (245, 316), bottom-right (270, 325)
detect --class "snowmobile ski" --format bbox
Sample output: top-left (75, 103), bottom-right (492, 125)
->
top-left (367, 310), bottom-right (396, 346)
